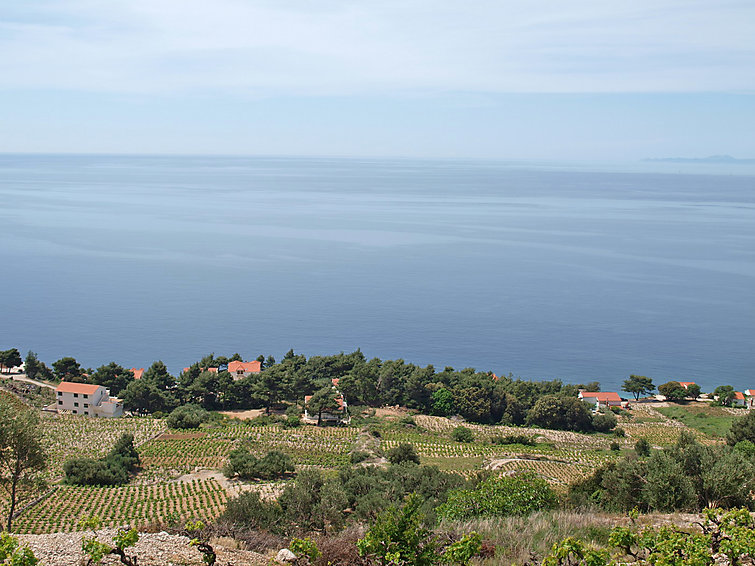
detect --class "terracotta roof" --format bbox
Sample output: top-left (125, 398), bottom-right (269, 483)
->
top-left (678, 381), bottom-right (696, 388)
top-left (56, 382), bottom-right (102, 395)
top-left (331, 378), bottom-right (340, 387)
top-left (131, 368), bottom-right (144, 380)
top-left (734, 391), bottom-right (745, 400)
top-left (182, 366), bottom-right (218, 374)
top-left (580, 392), bottom-right (621, 402)
top-left (228, 360), bottom-right (261, 374)
top-left (744, 390), bottom-right (755, 397)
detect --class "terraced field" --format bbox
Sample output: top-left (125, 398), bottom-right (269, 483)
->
top-left (4, 400), bottom-right (728, 536)
top-left (40, 414), bottom-right (167, 477)
top-left (139, 424), bottom-right (358, 470)
top-left (12, 479), bottom-right (226, 534)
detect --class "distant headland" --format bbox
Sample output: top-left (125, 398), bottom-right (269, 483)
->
top-left (644, 154), bottom-right (755, 164)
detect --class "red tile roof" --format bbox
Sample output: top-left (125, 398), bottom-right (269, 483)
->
top-left (131, 368), bottom-right (144, 380)
top-left (678, 381), bottom-right (696, 388)
top-left (580, 392), bottom-right (621, 402)
top-left (56, 382), bottom-right (102, 395)
top-left (182, 366), bottom-right (218, 374)
top-left (228, 360), bottom-right (261, 374)
top-left (331, 378), bottom-right (340, 387)
top-left (734, 391), bottom-right (745, 400)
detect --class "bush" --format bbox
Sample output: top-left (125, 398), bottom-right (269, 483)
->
top-left (220, 490), bottom-right (280, 531)
top-left (490, 434), bottom-right (536, 446)
top-left (613, 427), bottom-right (626, 437)
top-left (610, 441), bottom-right (620, 451)
top-left (727, 410), bottom-right (755, 446)
top-left (224, 449), bottom-right (294, 480)
top-left (437, 472), bottom-right (557, 520)
top-left (399, 416), bottom-right (417, 427)
top-left (350, 451), bottom-right (370, 464)
top-left (357, 493), bottom-right (438, 566)
top-left (572, 433), bottom-right (755, 513)
top-left (635, 438), bottom-right (651, 457)
top-left (289, 537), bottom-right (321, 562)
top-left (592, 411), bottom-right (617, 433)
top-left (64, 433), bottom-right (140, 486)
top-left (734, 440), bottom-right (755, 458)
top-left (0, 531), bottom-right (39, 565)
top-left (387, 443), bottom-right (420, 465)
top-left (166, 404), bottom-right (209, 429)
top-left (452, 426), bottom-right (474, 443)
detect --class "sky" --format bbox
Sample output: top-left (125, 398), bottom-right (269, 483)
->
top-left (0, 0), bottom-right (754, 160)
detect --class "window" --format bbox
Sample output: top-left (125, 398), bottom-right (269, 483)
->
top-left (73, 410), bottom-right (77, 414)
top-left (57, 391), bottom-right (62, 396)
top-left (58, 400), bottom-right (62, 405)
top-left (73, 393), bottom-right (79, 398)
top-left (84, 394), bottom-right (89, 399)
top-left (84, 411), bottom-right (89, 415)
top-left (74, 402), bottom-right (79, 407)
top-left (84, 403), bottom-right (89, 408)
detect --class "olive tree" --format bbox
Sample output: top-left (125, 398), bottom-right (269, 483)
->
top-left (0, 395), bottom-right (46, 530)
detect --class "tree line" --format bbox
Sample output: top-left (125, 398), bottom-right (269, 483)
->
top-left (16, 349), bottom-right (624, 431)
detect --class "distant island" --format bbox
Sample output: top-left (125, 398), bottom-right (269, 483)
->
top-left (644, 154), bottom-right (755, 164)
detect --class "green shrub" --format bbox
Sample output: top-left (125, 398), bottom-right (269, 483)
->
top-left (220, 490), bottom-right (281, 531)
top-left (613, 427), bottom-right (626, 437)
top-left (350, 450), bottom-right (370, 464)
top-left (592, 411), bottom-right (617, 433)
top-left (64, 433), bottom-right (140, 486)
top-left (452, 426), bottom-right (474, 443)
top-left (166, 404), bottom-right (209, 429)
top-left (490, 434), bottom-right (535, 446)
top-left (635, 438), bottom-right (651, 457)
top-left (357, 493), bottom-right (438, 566)
top-left (224, 449), bottom-right (294, 480)
top-left (289, 537), bottom-right (321, 562)
top-left (0, 532), bottom-right (38, 565)
top-left (388, 443), bottom-right (421, 465)
top-left (437, 472), bottom-right (557, 520)
top-left (734, 440), bottom-right (755, 458)
top-left (441, 532), bottom-right (483, 565)
top-left (610, 441), bottom-right (620, 451)
top-left (399, 416), bottom-right (417, 427)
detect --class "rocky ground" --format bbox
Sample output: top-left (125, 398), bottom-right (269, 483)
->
top-left (17, 530), bottom-right (270, 566)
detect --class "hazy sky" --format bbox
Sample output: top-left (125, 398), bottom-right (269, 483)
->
top-left (1, 1), bottom-right (753, 159)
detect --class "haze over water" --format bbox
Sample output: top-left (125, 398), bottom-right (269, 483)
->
top-left (1, 154), bottom-right (753, 393)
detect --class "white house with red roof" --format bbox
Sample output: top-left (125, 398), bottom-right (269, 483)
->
top-left (227, 360), bottom-right (262, 381)
top-left (578, 391), bottom-right (622, 409)
top-left (732, 391), bottom-right (747, 408)
top-left (55, 382), bottom-right (123, 417)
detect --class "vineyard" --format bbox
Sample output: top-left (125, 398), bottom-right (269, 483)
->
top-left (12, 479), bottom-right (227, 534)
top-left (41, 414), bottom-right (167, 477)
top-left (3, 399), bottom-right (729, 536)
top-left (139, 424), bottom-right (358, 470)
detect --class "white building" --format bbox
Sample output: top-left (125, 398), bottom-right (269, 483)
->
top-left (578, 391), bottom-right (622, 410)
top-left (55, 381), bottom-right (123, 417)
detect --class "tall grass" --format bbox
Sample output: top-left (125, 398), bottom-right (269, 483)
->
top-left (441, 510), bottom-right (619, 565)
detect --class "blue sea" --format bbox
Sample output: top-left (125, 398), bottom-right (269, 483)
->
top-left (1, 154), bottom-right (753, 394)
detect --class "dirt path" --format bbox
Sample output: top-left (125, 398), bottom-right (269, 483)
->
top-left (11, 373), bottom-right (56, 390)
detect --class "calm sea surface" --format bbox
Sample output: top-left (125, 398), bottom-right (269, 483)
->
top-left (1, 154), bottom-right (753, 393)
